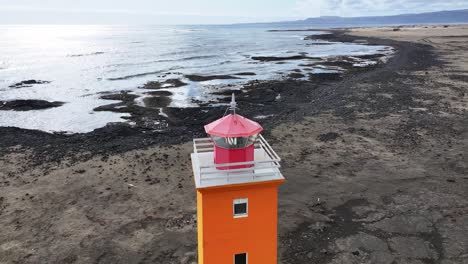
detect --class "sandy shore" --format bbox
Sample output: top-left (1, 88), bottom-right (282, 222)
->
top-left (1, 25), bottom-right (467, 264)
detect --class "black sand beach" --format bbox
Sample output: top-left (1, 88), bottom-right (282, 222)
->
top-left (0, 25), bottom-right (467, 263)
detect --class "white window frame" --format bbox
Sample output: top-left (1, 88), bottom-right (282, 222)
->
top-left (233, 198), bottom-right (248, 218)
top-left (234, 252), bottom-right (248, 264)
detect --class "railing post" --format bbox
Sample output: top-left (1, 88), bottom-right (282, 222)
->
top-left (199, 168), bottom-right (202, 186)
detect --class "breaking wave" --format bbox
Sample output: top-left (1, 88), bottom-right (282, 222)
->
top-left (68, 52), bottom-right (105, 57)
top-left (107, 66), bottom-right (183, 81)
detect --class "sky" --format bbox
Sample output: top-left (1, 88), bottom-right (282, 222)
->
top-left (0, 0), bottom-right (467, 24)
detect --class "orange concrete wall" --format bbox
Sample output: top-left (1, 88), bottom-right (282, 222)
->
top-left (197, 180), bottom-right (284, 264)
top-left (197, 190), bottom-right (204, 264)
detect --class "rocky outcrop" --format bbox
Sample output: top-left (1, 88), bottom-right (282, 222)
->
top-left (0, 100), bottom-right (64, 111)
top-left (8, 80), bottom-right (51, 89)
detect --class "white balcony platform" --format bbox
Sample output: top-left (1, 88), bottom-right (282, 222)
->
top-left (191, 135), bottom-right (284, 189)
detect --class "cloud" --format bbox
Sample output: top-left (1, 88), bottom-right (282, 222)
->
top-left (293, 0), bottom-right (468, 17)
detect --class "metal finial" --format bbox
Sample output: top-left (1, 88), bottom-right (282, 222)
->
top-left (229, 93), bottom-right (237, 114)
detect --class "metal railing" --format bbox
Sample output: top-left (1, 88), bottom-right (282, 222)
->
top-left (192, 134), bottom-right (282, 185)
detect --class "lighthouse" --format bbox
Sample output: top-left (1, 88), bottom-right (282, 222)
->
top-left (191, 94), bottom-right (285, 264)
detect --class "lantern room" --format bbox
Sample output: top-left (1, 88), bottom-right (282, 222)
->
top-left (204, 96), bottom-right (263, 170)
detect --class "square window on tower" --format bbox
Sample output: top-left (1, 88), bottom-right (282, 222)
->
top-left (234, 253), bottom-right (247, 264)
top-left (233, 198), bottom-right (248, 218)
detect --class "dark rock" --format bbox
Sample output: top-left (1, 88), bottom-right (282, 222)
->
top-left (9, 80), bottom-right (51, 88)
top-left (144, 91), bottom-right (173, 97)
top-left (0, 100), bottom-right (64, 111)
top-left (354, 54), bottom-right (386, 60)
top-left (306, 41), bottom-right (334, 46)
top-left (93, 103), bottom-right (128, 113)
top-left (251, 55), bottom-right (318, 62)
top-left (318, 57), bottom-right (359, 70)
top-left (100, 91), bottom-right (138, 101)
top-left (234, 72), bottom-right (257, 76)
top-left (309, 73), bottom-right (343, 82)
top-left (163, 79), bottom-right (187, 88)
top-left (304, 34), bottom-right (336, 41)
top-left (142, 79), bottom-right (187, 89)
top-left (143, 96), bottom-right (172, 108)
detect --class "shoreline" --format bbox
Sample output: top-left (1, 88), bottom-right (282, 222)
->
top-left (1, 25), bottom-right (467, 263)
top-left (0, 29), bottom-right (398, 164)
top-left (0, 27), bottom-right (391, 134)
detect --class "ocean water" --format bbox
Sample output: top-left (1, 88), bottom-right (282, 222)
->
top-left (0, 24), bottom-right (392, 133)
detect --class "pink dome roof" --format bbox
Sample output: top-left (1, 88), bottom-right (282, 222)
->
top-left (204, 114), bottom-right (263, 137)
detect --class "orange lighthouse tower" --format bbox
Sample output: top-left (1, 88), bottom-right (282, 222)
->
top-left (191, 94), bottom-right (285, 264)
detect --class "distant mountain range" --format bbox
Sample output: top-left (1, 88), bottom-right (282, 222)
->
top-left (276, 9), bottom-right (468, 26)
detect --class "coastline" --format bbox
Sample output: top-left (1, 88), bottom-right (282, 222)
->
top-left (0, 26), bottom-right (390, 133)
top-left (1, 25), bottom-right (467, 263)
top-left (0, 29), bottom-right (394, 163)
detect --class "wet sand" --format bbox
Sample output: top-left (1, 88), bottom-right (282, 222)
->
top-left (1, 25), bottom-right (467, 263)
